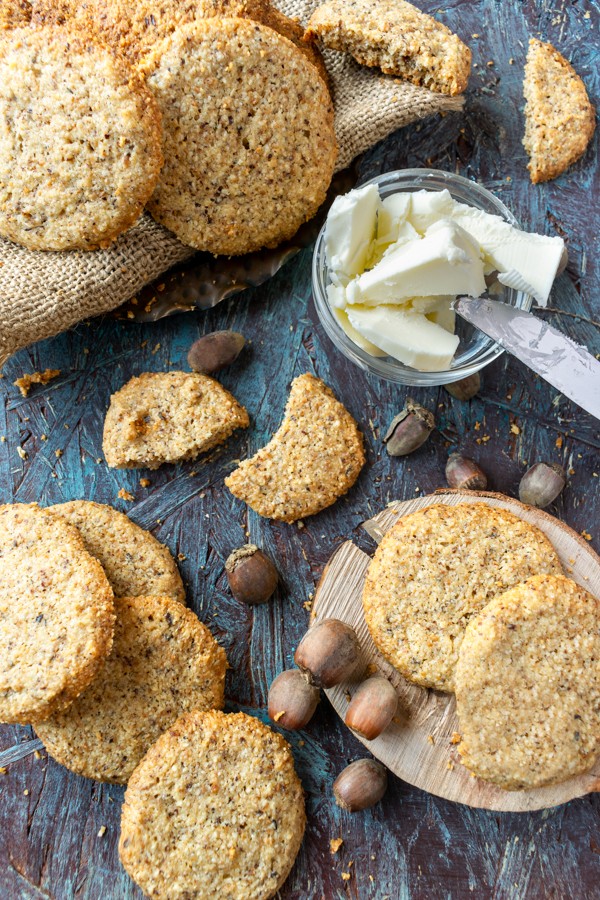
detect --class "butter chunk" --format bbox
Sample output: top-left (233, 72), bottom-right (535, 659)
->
top-left (325, 183), bottom-right (380, 285)
top-left (347, 306), bottom-right (460, 371)
top-left (332, 307), bottom-right (387, 357)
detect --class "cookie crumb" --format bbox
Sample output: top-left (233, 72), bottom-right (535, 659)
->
top-left (118, 488), bottom-right (135, 502)
top-left (17, 446), bottom-right (27, 460)
top-left (98, 825), bottom-right (107, 837)
top-left (14, 368), bottom-right (61, 397)
top-left (450, 732), bottom-right (461, 744)
top-left (330, 838), bottom-right (344, 854)
top-left (139, 478), bottom-right (151, 487)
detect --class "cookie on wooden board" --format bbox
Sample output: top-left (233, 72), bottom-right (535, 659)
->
top-left (0, 25), bottom-right (163, 251)
top-left (102, 371), bottom-right (249, 470)
top-left (523, 38), bottom-right (595, 184)
top-left (36, 595), bottom-right (227, 783)
top-left (120, 709), bottom-right (305, 900)
top-left (455, 574), bottom-right (600, 790)
top-left (225, 373), bottom-right (365, 522)
top-left (362, 503), bottom-right (563, 693)
top-left (0, 504), bottom-right (115, 724)
top-left (0, 0), bottom-right (31, 29)
top-left (144, 18), bottom-right (336, 255)
top-left (51, 501), bottom-right (185, 603)
top-left (305, 0), bottom-right (471, 95)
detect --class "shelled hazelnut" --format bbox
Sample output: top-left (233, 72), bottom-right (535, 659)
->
top-left (519, 462), bottom-right (566, 508)
top-left (384, 400), bottom-right (435, 457)
top-left (268, 669), bottom-right (319, 730)
top-left (445, 453), bottom-right (487, 491)
top-left (294, 619), bottom-right (360, 688)
top-left (333, 759), bottom-right (388, 811)
top-left (345, 676), bottom-right (398, 741)
top-left (225, 545), bottom-right (278, 605)
top-left (444, 373), bottom-right (481, 401)
top-left (188, 330), bottom-right (245, 374)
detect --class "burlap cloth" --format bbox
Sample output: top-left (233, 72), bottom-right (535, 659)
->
top-left (0, 1), bottom-right (463, 363)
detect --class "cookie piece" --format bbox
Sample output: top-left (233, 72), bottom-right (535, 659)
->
top-left (0, 26), bottom-right (163, 251)
top-left (362, 503), bottom-right (563, 693)
top-left (0, 0), bottom-right (31, 29)
top-left (305, 0), bottom-right (471, 95)
top-left (144, 18), bottom-right (336, 255)
top-left (456, 575), bottom-right (600, 790)
top-left (120, 709), bottom-right (305, 899)
top-left (51, 501), bottom-right (185, 602)
top-left (225, 373), bottom-right (364, 522)
top-left (36, 595), bottom-right (226, 782)
top-left (29, 0), bottom-right (93, 26)
top-left (0, 504), bottom-right (115, 724)
top-left (102, 371), bottom-right (249, 470)
top-left (523, 38), bottom-right (595, 183)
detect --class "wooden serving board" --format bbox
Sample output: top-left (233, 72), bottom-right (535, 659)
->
top-left (311, 490), bottom-right (600, 813)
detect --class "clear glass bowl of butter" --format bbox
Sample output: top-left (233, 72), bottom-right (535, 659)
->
top-left (312, 168), bottom-right (535, 386)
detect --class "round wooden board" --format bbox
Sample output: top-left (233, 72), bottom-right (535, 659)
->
top-left (311, 490), bottom-right (600, 812)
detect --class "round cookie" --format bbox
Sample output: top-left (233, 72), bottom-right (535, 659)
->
top-left (120, 709), bottom-right (306, 899)
top-left (52, 501), bottom-right (185, 603)
top-left (0, 504), bottom-right (115, 724)
top-left (362, 503), bottom-right (563, 693)
top-left (36, 595), bottom-right (227, 782)
top-left (455, 574), bottom-right (600, 790)
top-left (144, 18), bottom-right (337, 255)
top-left (0, 25), bottom-right (163, 251)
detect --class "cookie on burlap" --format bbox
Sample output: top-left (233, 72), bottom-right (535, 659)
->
top-left (144, 18), bottom-right (336, 255)
top-left (0, 25), bottom-right (163, 251)
top-left (523, 38), bottom-right (595, 184)
top-left (120, 709), bottom-right (305, 899)
top-left (362, 503), bottom-right (563, 693)
top-left (51, 501), bottom-right (185, 602)
top-left (36, 595), bottom-right (227, 782)
top-left (0, 504), bottom-right (114, 724)
top-left (456, 574), bottom-right (600, 790)
top-left (0, 0), bottom-right (31, 29)
top-left (103, 371), bottom-right (249, 470)
top-left (305, 0), bottom-right (471, 95)
top-left (225, 373), bottom-right (364, 522)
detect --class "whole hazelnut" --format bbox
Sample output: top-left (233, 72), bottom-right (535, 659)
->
top-left (294, 619), bottom-right (360, 688)
top-left (333, 759), bottom-right (388, 811)
top-left (268, 669), bottom-right (319, 730)
top-left (445, 453), bottom-right (487, 491)
top-left (384, 399), bottom-right (435, 457)
top-left (225, 545), bottom-right (278, 605)
top-left (188, 330), bottom-right (245, 375)
top-left (345, 676), bottom-right (398, 741)
top-left (519, 462), bottom-right (566, 508)
top-left (444, 373), bottom-right (481, 401)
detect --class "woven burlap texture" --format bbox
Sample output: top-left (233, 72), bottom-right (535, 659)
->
top-left (0, 2), bottom-right (463, 363)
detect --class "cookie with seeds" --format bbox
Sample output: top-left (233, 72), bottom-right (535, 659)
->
top-left (120, 709), bottom-right (305, 899)
top-left (0, 0), bottom-right (31, 29)
top-left (523, 38), bottom-right (595, 184)
top-left (36, 595), bottom-right (227, 782)
top-left (456, 574), bottom-right (600, 790)
top-left (362, 503), bottom-right (563, 693)
top-left (225, 373), bottom-right (364, 522)
top-left (305, 0), bottom-right (471, 95)
top-left (0, 25), bottom-right (163, 251)
top-left (51, 501), bottom-right (185, 602)
top-left (102, 371), bottom-right (249, 470)
top-left (144, 18), bottom-right (336, 255)
top-left (0, 504), bottom-right (115, 724)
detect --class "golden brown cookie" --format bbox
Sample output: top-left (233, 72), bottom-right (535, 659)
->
top-left (0, 25), bottom-right (163, 251)
top-left (0, 0), bottom-right (31, 29)
top-left (523, 38), bottom-right (595, 183)
top-left (455, 574), bottom-right (600, 790)
top-left (36, 595), bottom-right (227, 783)
top-left (120, 709), bottom-right (305, 899)
top-left (102, 371), bottom-right (249, 469)
top-left (51, 501), bottom-right (185, 602)
top-left (0, 504), bottom-right (115, 724)
top-left (225, 373), bottom-right (365, 522)
top-left (362, 503), bottom-right (563, 692)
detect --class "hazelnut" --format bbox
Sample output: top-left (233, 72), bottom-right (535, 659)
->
top-left (333, 759), bottom-right (388, 812)
top-left (445, 453), bottom-right (487, 491)
top-left (225, 545), bottom-right (278, 605)
top-left (294, 619), bottom-right (360, 688)
top-left (519, 462), bottom-right (566, 508)
top-left (444, 373), bottom-right (481, 401)
top-left (268, 669), bottom-right (319, 730)
top-left (188, 330), bottom-right (245, 375)
top-left (384, 399), bottom-right (435, 457)
top-left (345, 676), bottom-right (398, 741)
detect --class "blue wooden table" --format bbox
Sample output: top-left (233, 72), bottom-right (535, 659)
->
top-left (1, 1), bottom-right (599, 897)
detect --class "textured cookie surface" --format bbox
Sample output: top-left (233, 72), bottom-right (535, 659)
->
top-left (0, 504), bottom-right (115, 724)
top-left (103, 371), bottom-right (249, 470)
top-left (225, 373), bottom-right (364, 522)
top-left (36, 595), bottom-right (227, 782)
top-left (306, 0), bottom-right (471, 95)
top-left (523, 38), bottom-right (595, 183)
top-left (0, 26), bottom-right (163, 251)
top-left (144, 18), bottom-right (336, 255)
top-left (120, 709), bottom-right (305, 899)
top-left (456, 575), bottom-right (600, 790)
top-left (52, 501), bottom-right (185, 602)
top-left (0, 0), bottom-right (31, 28)
top-left (362, 503), bottom-right (562, 692)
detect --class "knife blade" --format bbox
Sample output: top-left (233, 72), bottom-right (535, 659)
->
top-left (454, 296), bottom-right (600, 420)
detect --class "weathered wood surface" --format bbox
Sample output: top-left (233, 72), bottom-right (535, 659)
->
top-left (0, 0), bottom-right (599, 897)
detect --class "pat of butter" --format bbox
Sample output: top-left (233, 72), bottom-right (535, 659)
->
top-left (332, 307), bottom-right (388, 357)
top-left (347, 306), bottom-right (460, 371)
top-left (324, 183), bottom-right (380, 285)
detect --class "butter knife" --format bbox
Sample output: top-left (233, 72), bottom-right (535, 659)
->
top-left (454, 296), bottom-right (600, 420)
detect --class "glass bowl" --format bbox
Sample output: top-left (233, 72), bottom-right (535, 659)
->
top-left (312, 168), bottom-right (532, 387)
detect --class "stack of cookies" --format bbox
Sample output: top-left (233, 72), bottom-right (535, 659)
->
top-left (362, 503), bottom-right (600, 791)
